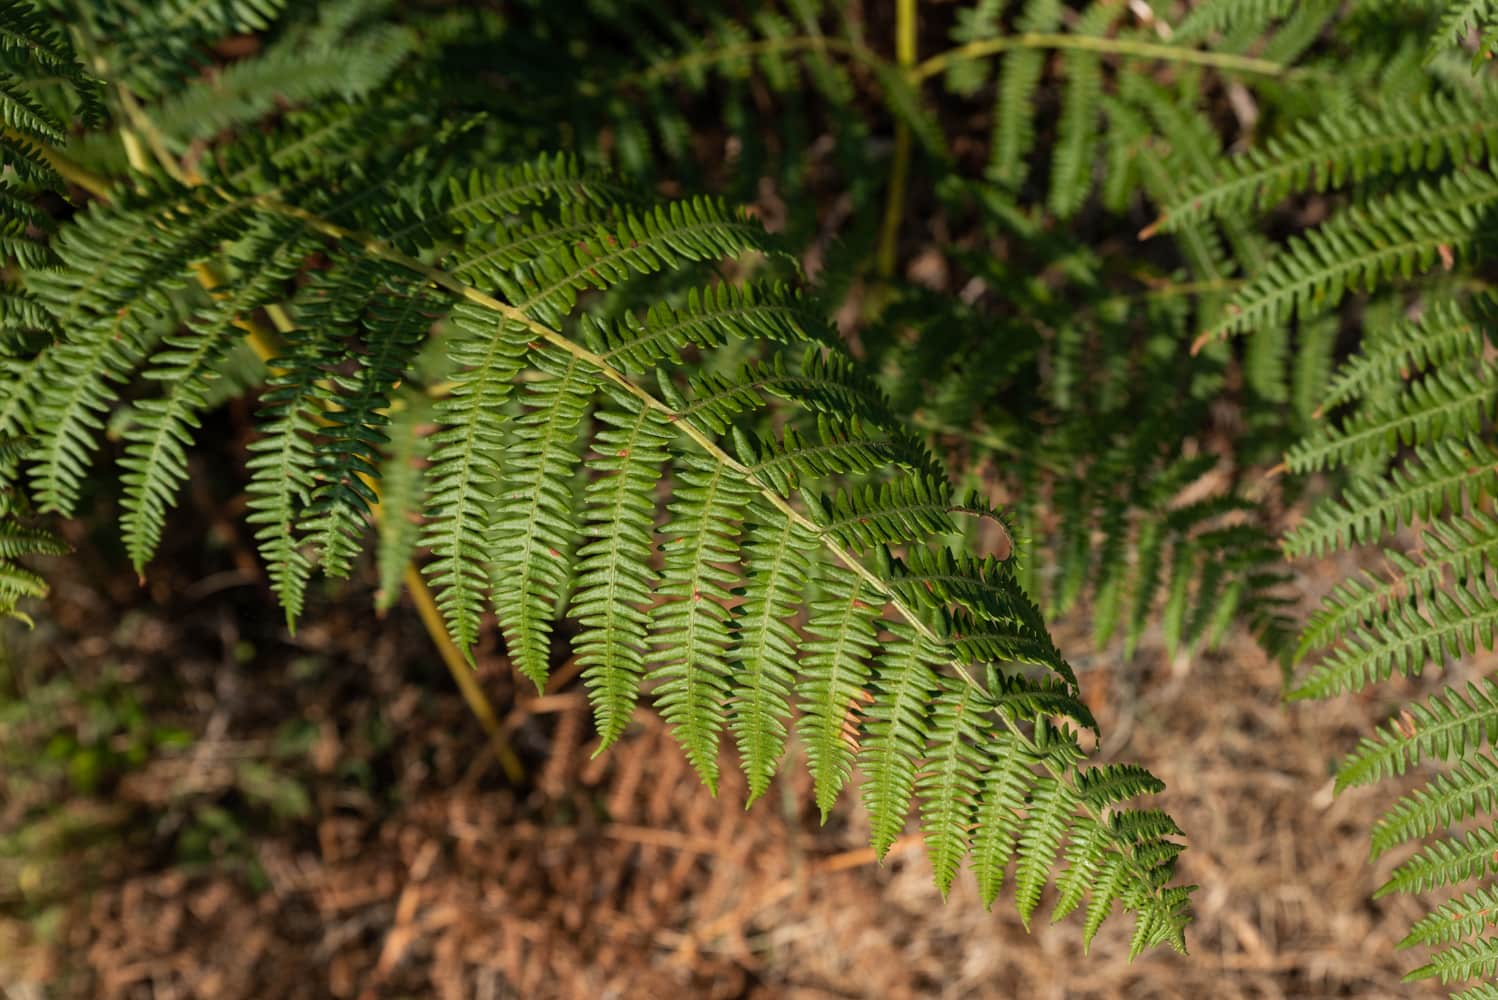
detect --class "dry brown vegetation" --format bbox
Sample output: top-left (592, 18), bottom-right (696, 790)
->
top-left (1, 527), bottom-right (1465, 999)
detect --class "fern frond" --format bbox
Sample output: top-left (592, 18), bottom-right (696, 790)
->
top-left (847, 630), bottom-right (940, 859)
top-left (986, 0), bottom-right (1062, 190)
top-left (1407, 934), bottom-right (1498, 985)
top-left (1283, 435), bottom-right (1498, 559)
top-left (1320, 297), bottom-right (1490, 412)
top-left (730, 510), bottom-right (815, 803)
top-left (646, 456), bottom-right (751, 791)
top-left (1285, 362), bottom-right (1497, 475)
top-left (1299, 511), bottom-right (1498, 655)
top-left (0, 434), bottom-right (65, 624)
top-left (1289, 579), bottom-right (1498, 700)
top-left (1378, 822), bottom-right (1498, 898)
top-left (489, 348), bottom-right (593, 689)
top-left (1152, 88), bottom-right (1498, 234)
top-left (1202, 167), bottom-right (1498, 344)
top-left (918, 677), bottom-right (987, 897)
top-left (1372, 752), bottom-right (1498, 857)
top-left (797, 576), bottom-right (880, 819)
top-left (1403, 885), bottom-right (1498, 948)
top-left (304, 274), bottom-right (430, 580)
top-left (418, 303), bottom-right (529, 656)
top-left (1337, 679), bottom-right (1498, 790)
top-left (1430, 0), bottom-right (1498, 64)
top-left (1013, 773), bottom-right (1077, 927)
top-left (1047, 6), bottom-right (1114, 219)
top-left (120, 220), bottom-right (316, 571)
top-left (574, 401), bottom-right (670, 750)
top-left (244, 322), bottom-right (339, 628)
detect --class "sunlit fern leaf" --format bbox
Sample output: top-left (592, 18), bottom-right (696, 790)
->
top-left (1336, 679), bottom-right (1498, 791)
top-left (860, 622), bottom-right (941, 857)
top-left (971, 731), bottom-right (1035, 907)
top-left (419, 303), bottom-right (529, 657)
top-left (1285, 362), bottom-right (1497, 475)
top-left (1, 11), bottom-right (1195, 939)
top-left (646, 455), bottom-right (750, 792)
top-left (1377, 822), bottom-right (1498, 898)
top-left (1014, 772), bottom-right (1077, 927)
top-left (797, 574), bottom-right (880, 819)
top-left (1203, 166), bottom-right (1498, 345)
top-left (919, 676), bottom-right (988, 897)
top-left (731, 509), bottom-right (815, 804)
top-left (1320, 296), bottom-right (1490, 412)
top-left (1298, 511), bottom-right (1498, 656)
top-left (490, 347), bottom-right (594, 689)
top-left (1282, 434), bottom-right (1498, 560)
top-left (573, 401), bottom-right (670, 750)
top-left (1407, 934), bottom-right (1498, 986)
top-left (1289, 579), bottom-right (1498, 701)
top-left (1371, 752), bottom-right (1498, 858)
top-left (1403, 885), bottom-right (1498, 949)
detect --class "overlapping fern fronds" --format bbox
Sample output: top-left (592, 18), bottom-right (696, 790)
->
top-left (1158, 18), bottom-right (1498, 987)
top-left (0, 0), bottom-right (1194, 955)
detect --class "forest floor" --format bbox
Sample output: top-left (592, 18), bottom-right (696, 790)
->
top-left (0, 509), bottom-right (1466, 999)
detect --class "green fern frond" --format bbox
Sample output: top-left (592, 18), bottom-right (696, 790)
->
top-left (304, 274), bottom-right (431, 580)
top-left (418, 302), bottom-right (529, 656)
top-left (797, 576), bottom-right (881, 818)
top-left (1289, 579), bottom-right (1498, 700)
top-left (244, 320), bottom-right (341, 628)
top-left (1047, 5), bottom-right (1114, 219)
top-left (574, 401), bottom-right (671, 751)
top-left (1377, 822), bottom-right (1498, 898)
top-left (1407, 934), bottom-right (1498, 985)
top-left (1403, 885), bottom-right (1498, 948)
top-left (1152, 88), bottom-right (1498, 234)
top-left (0, 5), bottom-right (1197, 944)
top-left (1320, 297), bottom-right (1490, 412)
top-left (1172, 0), bottom-right (1299, 43)
top-left (985, 0), bottom-right (1062, 190)
top-left (646, 455), bottom-right (751, 791)
top-left (1285, 362), bottom-right (1497, 475)
top-left (918, 677), bottom-right (988, 897)
top-left (970, 727), bottom-right (1035, 907)
top-left (853, 624), bottom-right (941, 858)
top-left (1336, 679), bottom-right (1498, 790)
top-left (490, 348), bottom-right (593, 689)
top-left (1299, 511), bottom-right (1498, 655)
top-left (1372, 752), bottom-right (1498, 857)
top-left (120, 219), bottom-right (316, 572)
top-left (1282, 435), bottom-right (1498, 559)
top-left (1202, 167), bottom-right (1498, 344)
top-left (1430, 0), bottom-right (1498, 64)
top-left (0, 434), bottom-right (65, 624)
top-left (1013, 772), bottom-right (1077, 927)
top-left (730, 509), bottom-right (815, 803)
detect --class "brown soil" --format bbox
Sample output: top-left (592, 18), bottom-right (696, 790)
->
top-left (0, 533), bottom-right (1454, 999)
